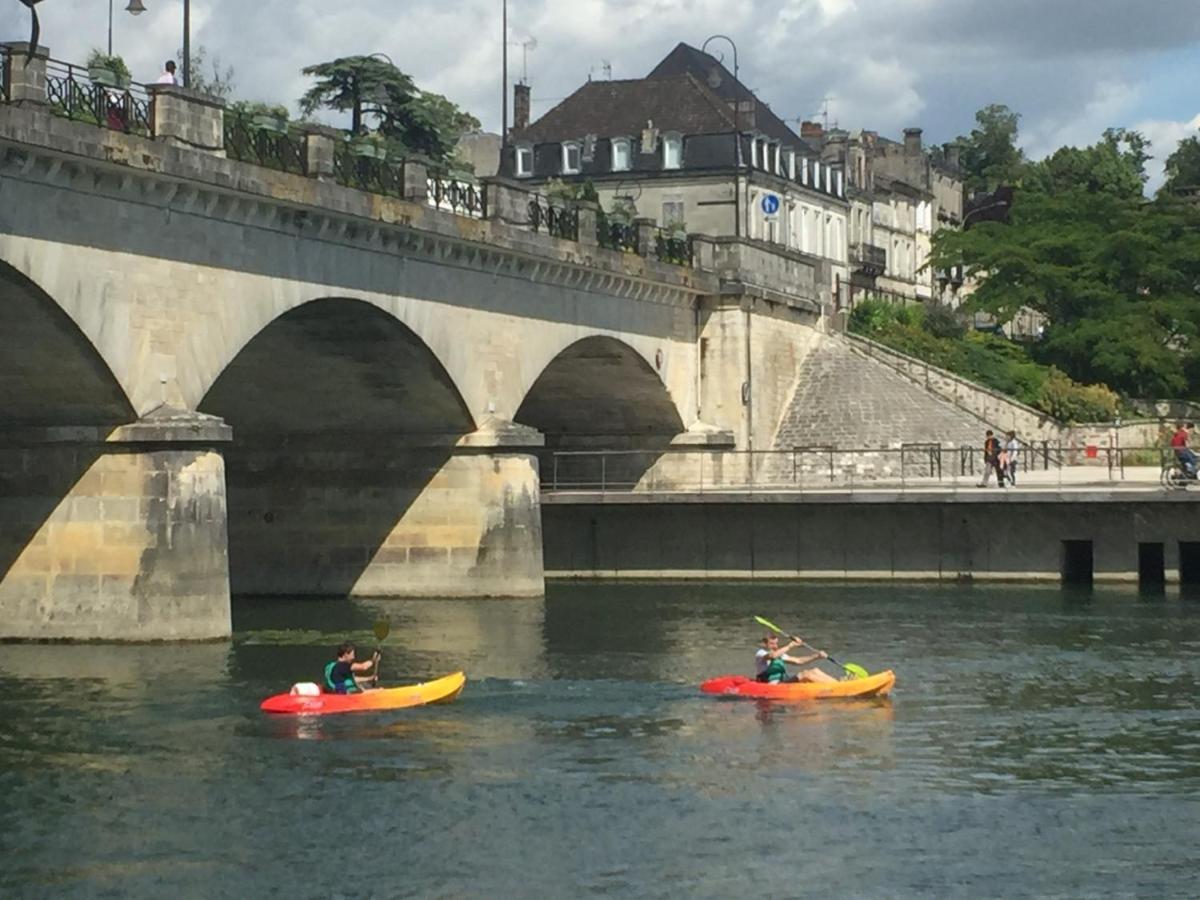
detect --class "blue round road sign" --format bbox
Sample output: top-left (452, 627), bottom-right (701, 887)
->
top-left (761, 194), bottom-right (780, 215)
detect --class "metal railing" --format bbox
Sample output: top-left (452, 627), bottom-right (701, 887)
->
top-left (223, 113), bottom-right (306, 175)
top-left (655, 230), bottom-right (692, 266)
top-left (539, 446), bottom-right (1186, 495)
top-left (597, 217), bottom-right (637, 252)
top-left (42, 57), bottom-right (151, 137)
top-left (333, 146), bottom-right (407, 198)
top-left (427, 173), bottom-right (487, 219)
top-left (527, 197), bottom-right (579, 241)
top-left (0, 45), bottom-right (10, 102)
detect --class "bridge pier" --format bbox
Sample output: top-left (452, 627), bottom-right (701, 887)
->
top-left (0, 410), bottom-right (232, 641)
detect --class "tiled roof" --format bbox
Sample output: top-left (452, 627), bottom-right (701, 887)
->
top-left (512, 74), bottom-right (736, 144)
top-left (647, 43), bottom-right (801, 147)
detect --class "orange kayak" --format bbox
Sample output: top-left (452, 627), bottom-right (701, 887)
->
top-left (700, 669), bottom-right (895, 700)
top-left (260, 671), bottom-right (466, 715)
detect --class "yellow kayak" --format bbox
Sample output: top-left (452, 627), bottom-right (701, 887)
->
top-left (261, 671), bottom-right (466, 715)
top-left (700, 670), bottom-right (895, 700)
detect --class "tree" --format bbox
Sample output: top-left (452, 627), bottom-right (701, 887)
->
top-left (956, 104), bottom-right (1027, 194)
top-left (298, 56), bottom-right (479, 165)
top-left (180, 45), bottom-right (235, 99)
top-left (1024, 128), bottom-right (1149, 200)
top-left (1162, 134), bottom-right (1200, 196)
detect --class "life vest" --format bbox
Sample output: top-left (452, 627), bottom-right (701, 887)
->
top-left (756, 657), bottom-right (788, 684)
top-left (324, 661), bottom-right (358, 694)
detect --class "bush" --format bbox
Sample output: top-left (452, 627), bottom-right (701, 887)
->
top-left (86, 50), bottom-right (131, 82)
top-left (848, 298), bottom-right (1119, 422)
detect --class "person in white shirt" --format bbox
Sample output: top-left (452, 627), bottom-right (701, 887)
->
top-left (155, 60), bottom-right (178, 85)
top-left (1004, 431), bottom-right (1020, 485)
top-left (755, 633), bottom-right (836, 684)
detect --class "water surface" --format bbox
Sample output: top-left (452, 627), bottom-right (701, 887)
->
top-left (2, 583), bottom-right (1199, 898)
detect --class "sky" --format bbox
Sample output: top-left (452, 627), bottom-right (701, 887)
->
top-left (4, 0), bottom-right (1199, 191)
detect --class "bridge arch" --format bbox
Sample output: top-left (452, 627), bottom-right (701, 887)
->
top-left (198, 297), bottom-right (478, 597)
top-left (0, 261), bottom-right (134, 427)
top-left (515, 336), bottom-right (685, 489)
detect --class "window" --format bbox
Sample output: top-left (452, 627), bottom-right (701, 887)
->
top-left (836, 170), bottom-right (844, 197)
top-left (515, 145), bottom-right (533, 178)
top-left (813, 164), bottom-right (821, 191)
top-left (784, 148), bottom-right (796, 180)
top-left (772, 144), bottom-right (782, 175)
top-left (662, 200), bottom-right (685, 232)
top-left (801, 159), bottom-right (809, 185)
top-left (562, 142), bottom-right (581, 174)
top-left (663, 134), bottom-right (682, 169)
top-left (749, 138), bottom-right (758, 169)
top-left (611, 138), bottom-right (631, 172)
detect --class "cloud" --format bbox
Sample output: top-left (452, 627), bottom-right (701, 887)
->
top-left (1, 0), bottom-right (1197, 167)
top-left (1137, 113), bottom-right (1200, 193)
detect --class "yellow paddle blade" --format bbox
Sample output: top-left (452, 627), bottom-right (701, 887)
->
top-left (373, 618), bottom-right (390, 643)
top-left (843, 663), bottom-right (869, 680)
top-left (754, 615), bottom-right (785, 635)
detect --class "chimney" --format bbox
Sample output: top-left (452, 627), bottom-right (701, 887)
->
top-left (944, 141), bottom-right (961, 170)
top-left (513, 83), bottom-right (531, 132)
top-left (800, 120), bottom-right (824, 141)
top-left (904, 127), bottom-right (923, 156)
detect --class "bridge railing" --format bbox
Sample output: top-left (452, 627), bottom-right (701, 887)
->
top-left (539, 445), bottom-right (1183, 495)
top-left (38, 56), bottom-right (152, 137)
top-left (223, 111), bottom-right (307, 175)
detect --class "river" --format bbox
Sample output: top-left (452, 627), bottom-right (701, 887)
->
top-left (2, 582), bottom-right (1199, 898)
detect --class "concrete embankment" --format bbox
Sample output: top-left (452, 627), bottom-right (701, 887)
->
top-left (543, 491), bottom-right (1200, 585)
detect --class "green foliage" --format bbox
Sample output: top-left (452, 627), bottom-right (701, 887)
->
top-left (544, 178), bottom-right (599, 203)
top-left (299, 56), bottom-right (479, 165)
top-left (1162, 135), bottom-right (1200, 195)
top-left (181, 45), bottom-right (235, 99)
top-left (930, 124), bottom-right (1200, 401)
top-left (229, 100), bottom-right (290, 122)
top-left (848, 299), bottom-right (1119, 422)
top-left (956, 104), bottom-right (1026, 193)
top-left (86, 49), bottom-right (130, 82)
top-left (924, 302), bottom-right (966, 339)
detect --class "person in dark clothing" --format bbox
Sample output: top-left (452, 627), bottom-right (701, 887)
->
top-left (978, 429), bottom-right (1005, 488)
top-left (324, 641), bottom-right (379, 694)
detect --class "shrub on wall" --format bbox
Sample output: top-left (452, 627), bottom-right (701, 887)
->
top-left (848, 298), bottom-right (1118, 422)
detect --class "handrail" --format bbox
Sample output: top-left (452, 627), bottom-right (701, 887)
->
top-left (538, 445), bottom-right (1185, 496)
top-left (223, 112), bottom-right (306, 175)
top-left (42, 56), bottom-right (152, 137)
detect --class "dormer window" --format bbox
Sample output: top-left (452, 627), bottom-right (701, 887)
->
top-left (611, 138), bottom-right (631, 172)
top-left (515, 145), bottom-right (533, 178)
top-left (813, 164), bottom-right (822, 191)
top-left (784, 148), bottom-right (796, 180)
top-left (663, 134), bottom-right (682, 169)
top-left (562, 142), bottom-right (582, 175)
top-left (801, 159), bottom-right (809, 185)
top-left (773, 144), bottom-right (783, 175)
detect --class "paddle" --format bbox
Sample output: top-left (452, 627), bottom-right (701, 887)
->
top-left (371, 618), bottom-right (390, 686)
top-left (754, 615), bottom-right (869, 680)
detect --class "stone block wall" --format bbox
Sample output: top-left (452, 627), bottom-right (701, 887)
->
top-left (0, 444), bottom-right (230, 640)
top-left (149, 86), bottom-right (226, 155)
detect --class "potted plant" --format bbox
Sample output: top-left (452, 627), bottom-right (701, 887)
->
top-left (351, 131), bottom-right (388, 160)
top-left (86, 50), bottom-right (132, 88)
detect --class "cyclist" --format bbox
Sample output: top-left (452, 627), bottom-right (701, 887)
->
top-left (1170, 422), bottom-right (1197, 479)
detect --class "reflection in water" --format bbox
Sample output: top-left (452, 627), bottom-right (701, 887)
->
top-left (2, 582), bottom-right (1200, 897)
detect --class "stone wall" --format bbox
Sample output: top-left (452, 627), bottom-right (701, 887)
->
top-left (0, 440), bottom-right (231, 640)
top-left (544, 494), bottom-right (1200, 583)
top-left (844, 333), bottom-right (1064, 439)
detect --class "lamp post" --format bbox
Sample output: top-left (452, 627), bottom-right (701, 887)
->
top-left (125, 0), bottom-right (189, 88)
top-left (108, 0), bottom-right (113, 55)
top-left (702, 34), bottom-right (740, 238)
top-left (501, 0), bottom-right (508, 148)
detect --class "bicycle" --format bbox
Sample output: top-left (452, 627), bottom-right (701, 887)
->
top-left (1161, 459), bottom-right (1197, 490)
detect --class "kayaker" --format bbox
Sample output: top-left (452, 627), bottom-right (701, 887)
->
top-left (324, 641), bottom-right (379, 694)
top-left (755, 634), bottom-right (837, 684)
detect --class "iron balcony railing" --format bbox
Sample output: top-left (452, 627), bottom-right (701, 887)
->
top-left (223, 112), bottom-right (306, 175)
top-left (528, 196), bottom-right (580, 241)
top-left (596, 217), bottom-right (637, 253)
top-left (332, 146), bottom-right (407, 198)
top-left (655, 230), bottom-right (692, 266)
top-left (851, 242), bottom-right (887, 275)
top-left (42, 57), bottom-right (151, 137)
top-left (538, 445), bottom-right (1187, 495)
top-left (427, 173), bottom-right (487, 219)
top-left (0, 45), bottom-right (10, 103)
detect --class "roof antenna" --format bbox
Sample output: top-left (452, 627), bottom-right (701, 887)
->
top-left (507, 36), bottom-right (538, 84)
top-left (601, 59), bottom-right (612, 80)
top-left (819, 95), bottom-right (835, 131)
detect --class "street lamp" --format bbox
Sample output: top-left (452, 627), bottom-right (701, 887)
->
top-left (126, 0), bottom-right (190, 89)
top-left (702, 34), bottom-right (740, 238)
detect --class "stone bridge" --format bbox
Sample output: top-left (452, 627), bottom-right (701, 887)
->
top-left (0, 44), bottom-right (831, 640)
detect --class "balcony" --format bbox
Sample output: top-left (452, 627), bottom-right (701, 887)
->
top-left (851, 243), bottom-right (886, 277)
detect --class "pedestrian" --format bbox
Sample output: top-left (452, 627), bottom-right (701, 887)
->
top-left (1004, 430), bottom-right (1020, 485)
top-left (978, 429), bottom-right (1005, 488)
top-left (155, 60), bottom-right (178, 85)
